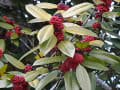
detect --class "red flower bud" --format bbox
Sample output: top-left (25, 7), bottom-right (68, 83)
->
top-left (83, 35), bottom-right (95, 42)
top-left (24, 65), bottom-right (33, 72)
top-left (0, 49), bottom-right (3, 59)
top-left (5, 31), bottom-right (12, 38)
top-left (57, 3), bottom-right (69, 10)
top-left (82, 47), bottom-right (92, 52)
top-left (92, 22), bottom-right (101, 29)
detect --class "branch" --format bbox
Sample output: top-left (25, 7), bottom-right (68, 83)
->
top-left (95, 75), bottom-right (112, 90)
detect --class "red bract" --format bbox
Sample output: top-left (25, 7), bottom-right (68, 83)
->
top-left (83, 35), bottom-right (95, 42)
top-left (58, 53), bottom-right (84, 73)
top-left (11, 76), bottom-right (29, 90)
top-left (96, 4), bottom-right (109, 13)
top-left (49, 16), bottom-right (64, 31)
top-left (102, 0), bottom-right (112, 7)
top-left (57, 3), bottom-right (69, 10)
top-left (54, 31), bottom-right (64, 43)
top-left (92, 22), bottom-right (101, 29)
top-left (24, 65), bottom-right (33, 72)
top-left (0, 49), bottom-right (3, 59)
top-left (82, 47), bottom-right (92, 52)
top-left (5, 31), bottom-right (12, 38)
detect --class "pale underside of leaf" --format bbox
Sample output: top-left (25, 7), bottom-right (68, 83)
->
top-left (89, 40), bottom-right (104, 47)
top-left (36, 2), bottom-right (57, 9)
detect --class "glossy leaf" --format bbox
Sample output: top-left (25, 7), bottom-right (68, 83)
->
top-left (40, 35), bottom-right (57, 55)
top-left (36, 70), bottom-right (59, 90)
top-left (89, 72), bottom-right (96, 90)
top-left (0, 64), bottom-right (8, 76)
top-left (110, 38), bottom-right (120, 49)
top-left (101, 22), bottom-right (113, 31)
top-left (21, 28), bottom-right (32, 35)
top-left (0, 22), bottom-right (13, 29)
top-left (8, 71), bottom-right (24, 76)
top-left (76, 41), bottom-right (89, 49)
top-left (82, 56), bottom-right (108, 71)
top-left (64, 72), bottom-right (80, 90)
top-left (63, 3), bottom-right (94, 17)
top-left (28, 18), bottom-right (47, 23)
top-left (24, 67), bottom-right (48, 82)
top-left (64, 23), bottom-right (98, 37)
top-left (36, 3), bottom-right (57, 9)
top-left (29, 79), bottom-right (39, 88)
top-left (89, 40), bottom-right (104, 47)
top-left (0, 39), bottom-right (5, 52)
top-left (25, 4), bottom-right (51, 20)
top-left (10, 32), bottom-right (19, 40)
top-left (76, 65), bottom-right (91, 90)
top-left (33, 56), bottom-right (66, 66)
top-left (0, 80), bottom-right (8, 88)
top-left (58, 40), bottom-right (75, 57)
top-left (4, 54), bottom-right (25, 69)
top-left (37, 25), bottom-right (54, 44)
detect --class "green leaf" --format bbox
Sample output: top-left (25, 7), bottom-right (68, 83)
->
top-left (10, 32), bottom-right (19, 40)
top-left (4, 54), bottom-right (25, 69)
top-left (0, 80), bottom-right (8, 88)
top-left (19, 45), bottom-right (40, 61)
top-left (21, 28), bottom-right (32, 35)
top-left (93, 0), bottom-right (104, 4)
top-left (0, 22), bottom-right (13, 29)
top-left (0, 39), bottom-right (5, 52)
top-left (37, 25), bottom-right (54, 44)
top-left (101, 22), bottom-right (113, 31)
top-left (89, 72), bottom-right (96, 90)
top-left (110, 38), bottom-right (120, 49)
top-left (1, 74), bottom-right (14, 80)
top-left (0, 16), bottom-right (6, 22)
top-left (63, 3), bottom-right (94, 17)
top-left (8, 71), bottom-right (24, 76)
top-left (89, 40), bottom-right (104, 47)
top-left (58, 40), bottom-right (75, 57)
top-left (28, 18), bottom-right (47, 23)
top-left (36, 70), bottom-right (59, 90)
top-left (0, 64), bottom-right (8, 76)
top-left (76, 41), bottom-right (89, 49)
top-left (64, 72), bottom-right (80, 90)
top-left (24, 67), bottom-right (48, 82)
top-left (76, 64), bottom-right (91, 90)
top-left (11, 40), bottom-right (19, 46)
top-left (40, 35), bottom-right (57, 55)
top-left (36, 3), bottom-right (57, 9)
top-left (0, 61), bottom-right (4, 68)
top-left (29, 79), bottom-right (39, 88)
top-left (25, 4), bottom-right (51, 20)
top-left (89, 49), bottom-right (119, 65)
top-left (64, 23), bottom-right (98, 37)
top-left (112, 63), bottom-right (120, 74)
top-left (33, 56), bottom-right (66, 66)
top-left (82, 56), bottom-right (108, 71)
top-left (102, 12), bottom-right (120, 18)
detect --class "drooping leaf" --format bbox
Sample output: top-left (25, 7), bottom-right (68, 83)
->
top-left (0, 39), bottom-right (5, 52)
top-left (63, 3), bottom-right (94, 17)
top-left (40, 35), bottom-right (57, 55)
top-left (28, 18), bottom-right (47, 23)
top-left (89, 49), bottom-right (119, 65)
top-left (24, 67), bottom-right (48, 82)
top-left (0, 22), bottom-right (13, 29)
top-left (89, 72), bottom-right (96, 90)
top-left (0, 80), bottom-right (8, 88)
top-left (19, 45), bottom-right (40, 61)
top-left (29, 79), bottom-right (39, 88)
top-left (64, 23), bottom-right (98, 37)
top-left (89, 40), bottom-right (104, 47)
top-left (36, 70), bottom-right (59, 90)
top-left (4, 54), bottom-right (25, 69)
top-left (37, 25), bottom-right (54, 44)
top-left (25, 4), bottom-right (51, 20)
top-left (33, 56), bottom-right (66, 66)
top-left (82, 56), bottom-right (108, 71)
top-left (36, 3), bottom-right (57, 9)
top-left (8, 71), bottom-right (24, 76)
top-left (101, 22), bottom-right (113, 31)
top-left (58, 40), bottom-right (75, 57)
top-left (76, 65), bottom-right (91, 90)
top-left (64, 72), bottom-right (80, 90)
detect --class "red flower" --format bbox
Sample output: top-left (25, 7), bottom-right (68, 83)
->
top-left (58, 53), bottom-right (84, 73)
top-left (0, 49), bottom-right (3, 59)
top-left (5, 31), bottom-right (12, 38)
top-left (83, 35), bottom-right (95, 42)
top-left (94, 12), bottom-right (102, 19)
top-left (102, 0), bottom-right (112, 7)
top-left (82, 47), bottom-right (92, 52)
top-left (24, 65), bottom-right (33, 72)
top-left (92, 22), bottom-right (101, 29)
top-left (54, 31), bottom-right (64, 43)
top-left (96, 4), bottom-right (109, 13)
top-left (57, 3), bottom-right (69, 10)
top-left (14, 25), bottom-right (21, 34)
top-left (2, 16), bottom-right (8, 20)
top-left (12, 76), bottom-right (29, 90)
top-left (49, 16), bottom-right (64, 31)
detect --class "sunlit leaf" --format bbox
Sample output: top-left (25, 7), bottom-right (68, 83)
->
top-left (0, 22), bottom-right (13, 29)
top-left (0, 39), bottom-right (5, 52)
top-left (28, 18), bottom-right (47, 23)
top-left (36, 3), bottom-right (57, 9)
top-left (89, 40), bottom-right (104, 47)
